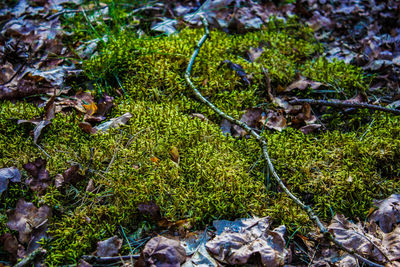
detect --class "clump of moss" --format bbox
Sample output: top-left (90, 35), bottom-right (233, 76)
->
top-left (0, 17), bottom-right (395, 265)
top-left (301, 57), bottom-right (369, 97)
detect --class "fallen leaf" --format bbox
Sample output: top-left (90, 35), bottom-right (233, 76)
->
top-left (77, 259), bottom-right (93, 267)
top-left (78, 122), bottom-right (97, 134)
top-left (247, 45), bottom-right (265, 62)
top-left (0, 167), bottom-right (21, 195)
top-left (220, 118), bottom-right (233, 136)
top-left (150, 157), bottom-right (160, 164)
top-left (138, 201), bottom-right (161, 221)
top-left (206, 217), bottom-right (288, 266)
top-left (181, 231), bottom-right (218, 267)
top-left (232, 108), bottom-right (263, 137)
top-left (0, 233), bottom-right (19, 263)
top-left (86, 179), bottom-right (95, 192)
top-left (369, 194), bottom-right (400, 233)
top-left (96, 236), bottom-right (123, 257)
top-left (23, 158), bottom-right (51, 193)
top-left (382, 224), bottom-right (400, 261)
top-left (299, 123), bottom-right (322, 134)
top-left (56, 164), bottom-right (85, 187)
top-left (83, 101), bottom-right (97, 116)
top-left (94, 112), bottom-right (133, 132)
top-left (285, 76), bottom-right (323, 92)
top-left (328, 214), bottom-right (382, 258)
top-left (7, 199), bottom-right (51, 244)
top-left (190, 113), bottom-right (206, 121)
top-left (219, 60), bottom-right (250, 85)
top-left (258, 110), bottom-right (287, 132)
top-left (169, 146), bottom-right (180, 163)
top-left (136, 236), bottom-right (186, 267)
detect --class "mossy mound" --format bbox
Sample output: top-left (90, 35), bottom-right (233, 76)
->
top-left (0, 18), bottom-right (398, 264)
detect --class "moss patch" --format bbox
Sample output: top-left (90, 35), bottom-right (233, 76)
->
top-left (0, 18), bottom-right (397, 264)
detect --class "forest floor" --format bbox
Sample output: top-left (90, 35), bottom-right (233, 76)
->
top-left (1, 0), bottom-right (400, 266)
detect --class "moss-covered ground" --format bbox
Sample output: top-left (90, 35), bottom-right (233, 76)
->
top-left (1, 15), bottom-right (399, 264)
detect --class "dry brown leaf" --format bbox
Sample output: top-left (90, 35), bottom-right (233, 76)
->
top-left (0, 233), bottom-right (19, 263)
top-left (232, 108), bottom-right (263, 137)
top-left (285, 76), bottom-right (323, 92)
top-left (260, 110), bottom-right (287, 132)
top-left (7, 199), bottom-right (51, 244)
top-left (138, 201), bottom-right (161, 221)
top-left (135, 236), bottom-right (186, 267)
top-left (23, 158), bottom-right (51, 193)
top-left (94, 112), bottom-right (133, 132)
top-left (78, 122), bottom-right (97, 134)
top-left (206, 217), bottom-right (288, 266)
top-left (328, 214), bottom-right (388, 261)
top-left (299, 123), bottom-right (322, 134)
top-left (96, 236), bottom-right (122, 257)
top-left (383, 225), bottom-right (400, 261)
top-left (369, 194), bottom-right (400, 233)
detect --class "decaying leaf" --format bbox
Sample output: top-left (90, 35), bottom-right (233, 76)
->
top-left (86, 179), bottom-right (95, 192)
top-left (206, 217), bottom-right (288, 266)
top-left (299, 123), bottom-right (321, 134)
top-left (0, 167), bottom-right (21, 195)
top-left (382, 224), bottom-right (400, 261)
top-left (78, 122), bottom-right (97, 134)
top-left (285, 76), bottom-right (323, 92)
top-left (232, 108), bottom-right (263, 137)
top-left (181, 230), bottom-right (216, 267)
top-left (247, 45), bottom-right (265, 62)
top-left (94, 112), bottom-right (133, 132)
top-left (138, 201), bottom-right (161, 221)
top-left (219, 60), bottom-right (250, 85)
top-left (0, 0), bottom-right (81, 100)
top-left (169, 146), bottom-right (180, 163)
top-left (189, 113), bottom-right (207, 121)
top-left (369, 194), bottom-right (400, 233)
top-left (7, 199), bottom-right (51, 244)
top-left (23, 158), bottom-right (51, 193)
top-left (55, 164), bottom-right (85, 188)
top-left (136, 236), bottom-right (186, 267)
top-left (0, 233), bottom-right (20, 263)
top-left (96, 236), bottom-right (123, 257)
top-left (17, 95), bottom-right (56, 143)
top-left (328, 214), bottom-right (385, 259)
top-left (260, 110), bottom-right (287, 132)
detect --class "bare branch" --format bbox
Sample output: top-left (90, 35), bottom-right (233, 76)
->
top-left (289, 98), bottom-right (400, 115)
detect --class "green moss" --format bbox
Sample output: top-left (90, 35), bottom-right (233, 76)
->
top-left (301, 57), bottom-right (369, 97)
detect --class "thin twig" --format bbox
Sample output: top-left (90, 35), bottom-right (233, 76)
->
top-left (289, 99), bottom-right (400, 115)
top-left (82, 254), bottom-right (140, 264)
top-left (308, 243), bottom-right (319, 267)
top-left (45, 6), bottom-right (108, 21)
top-left (13, 248), bottom-right (46, 267)
top-left (262, 67), bottom-right (274, 102)
top-left (184, 16), bottom-right (384, 267)
top-left (106, 132), bottom-right (122, 172)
